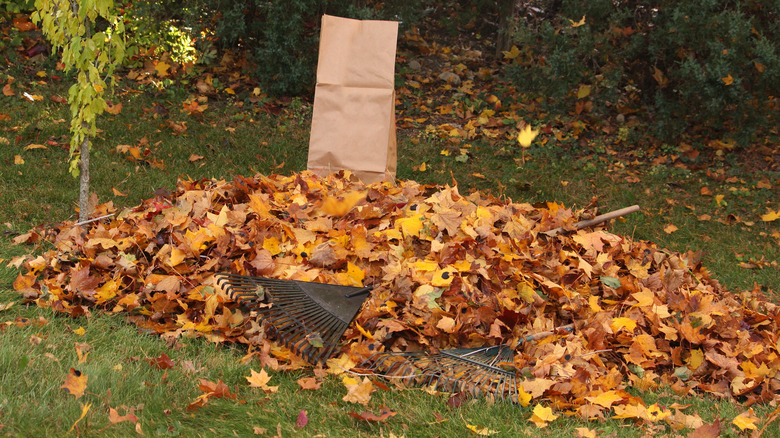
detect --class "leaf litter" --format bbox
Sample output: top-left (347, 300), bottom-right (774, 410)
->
top-left (11, 171), bottom-right (780, 426)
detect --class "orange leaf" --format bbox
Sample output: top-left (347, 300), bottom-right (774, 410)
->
top-left (721, 74), bottom-right (734, 85)
top-left (296, 376), bottom-right (322, 390)
top-left (246, 368), bottom-right (278, 393)
top-left (61, 368), bottom-right (88, 398)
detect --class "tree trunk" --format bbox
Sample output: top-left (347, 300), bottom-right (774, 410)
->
top-left (495, 0), bottom-right (517, 59)
top-left (78, 133), bottom-right (90, 222)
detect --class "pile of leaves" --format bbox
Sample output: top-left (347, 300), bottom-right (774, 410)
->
top-left (12, 171), bottom-right (780, 423)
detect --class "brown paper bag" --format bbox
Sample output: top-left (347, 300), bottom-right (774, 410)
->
top-left (307, 15), bottom-right (399, 184)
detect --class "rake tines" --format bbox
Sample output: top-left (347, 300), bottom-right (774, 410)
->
top-left (366, 345), bottom-right (519, 401)
top-left (215, 273), bottom-right (371, 364)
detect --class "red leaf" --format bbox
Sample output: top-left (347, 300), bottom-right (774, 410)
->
top-left (145, 352), bottom-right (175, 369)
top-left (296, 410), bottom-right (308, 428)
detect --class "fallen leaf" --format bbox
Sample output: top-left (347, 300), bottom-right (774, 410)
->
top-left (296, 409), bottom-right (308, 428)
top-left (145, 352), bottom-right (175, 369)
top-left (732, 409), bottom-right (758, 431)
top-left (530, 404), bottom-right (559, 428)
top-left (722, 74), bottom-right (734, 85)
top-left (342, 376), bottom-right (375, 404)
top-left (108, 407), bottom-right (139, 424)
top-left (517, 124), bottom-right (539, 148)
top-left (246, 368), bottom-right (279, 393)
top-left (347, 407), bottom-right (397, 422)
top-left (466, 424), bottom-right (499, 436)
top-left (663, 223), bottom-right (678, 234)
top-left (296, 376), bottom-right (322, 390)
top-left (62, 368), bottom-right (87, 398)
top-left (14, 155), bottom-right (24, 165)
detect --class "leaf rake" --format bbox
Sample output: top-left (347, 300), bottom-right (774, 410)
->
top-left (215, 273), bottom-right (371, 364)
top-left (364, 324), bottom-right (574, 402)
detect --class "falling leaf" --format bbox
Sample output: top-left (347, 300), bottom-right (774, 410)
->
top-left (62, 368), bottom-right (88, 398)
top-left (246, 368), bottom-right (279, 393)
top-left (576, 84), bottom-right (592, 99)
top-left (466, 424), bottom-right (499, 436)
top-left (502, 45), bottom-right (520, 60)
top-left (530, 404), bottom-right (559, 428)
top-left (517, 124), bottom-right (539, 148)
top-left (569, 15), bottom-right (586, 27)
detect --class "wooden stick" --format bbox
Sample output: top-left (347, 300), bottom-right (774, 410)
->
top-left (544, 205), bottom-right (640, 236)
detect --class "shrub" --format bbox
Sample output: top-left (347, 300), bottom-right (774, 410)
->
top-left (504, 0), bottom-right (780, 144)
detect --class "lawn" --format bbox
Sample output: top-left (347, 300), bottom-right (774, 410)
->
top-left (1, 13), bottom-right (779, 437)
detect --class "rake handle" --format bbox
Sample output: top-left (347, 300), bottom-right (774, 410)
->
top-left (546, 205), bottom-right (640, 235)
top-left (344, 286), bottom-right (373, 298)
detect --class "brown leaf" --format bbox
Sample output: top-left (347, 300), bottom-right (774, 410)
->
top-left (347, 407), bottom-right (397, 422)
top-left (296, 376), bottom-right (322, 390)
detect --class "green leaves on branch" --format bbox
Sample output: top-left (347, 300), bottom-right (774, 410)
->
top-left (32, 0), bottom-right (125, 176)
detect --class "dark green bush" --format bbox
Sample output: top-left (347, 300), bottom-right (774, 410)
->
top-left (505, 0), bottom-right (780, 144)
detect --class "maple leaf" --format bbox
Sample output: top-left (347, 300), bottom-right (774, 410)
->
top-left (155, 61), bottom-right (170, 77)
top-left (760, 209), bottom-right (780, 222)
top-left (502, 45), bottom-right (520, 60)
top-left (146, 352), bottom-right (175, 369)
top-left (732, 409), bottom-right (758, 431)
top-left (296, 376), bottom-right (322, 390)
top-left (347, 407), bottom-right (397, 422)
top-left (108, 407), bottom-right (139, 424)
top-left (517, 124), bottom-right (539, 148)
top-left (246, 368), bottom-right (279, 393)
top-left (62, 368), bottom-right (87, 398)
top-left (342, 376), bottom-right (375, 404)
top-left (466, 423), bottom-right (499, 436)
top-left (529, 404), bottom-right (559, 428)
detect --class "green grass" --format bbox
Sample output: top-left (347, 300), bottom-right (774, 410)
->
top-left (1, 58), bottom-right (779, 436)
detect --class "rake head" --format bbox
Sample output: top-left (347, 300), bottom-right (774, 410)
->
top-left (215, 273), bottom-right (371, 364)
top-left (365, 345), bottom-right (519, 402)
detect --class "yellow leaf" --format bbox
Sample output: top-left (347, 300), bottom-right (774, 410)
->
top-left (466, 424), bottom-right (499, 436)
top-left (262, 236), bottom-right (282, 256)
top-left (73, 326), bottom-right (86, 336)
top-left (61, 368), bottom-right (87, 398)
top-left (722, 74), bottom-right (734, 85)
top-left (320, 191), bottom-right (366, 217)
top-left (646, 403), bottom-right (671, 421)
top-left (575, 427), bottom-right (597, 438)
top-left (570, 15), bottom-right (586, 27)
top-left (585, 390), bottom-right (623, 408)
top-left (687, 349), bottom-right (704, 370)
top-left (418, 162), bottom-right (427, 172)
top-left (14, 155), bottom-right (24, 165)
top-left (732, 409), bottom-right (758, 430)
top-left (66, 403), bottom-right (92, 435)
top-left (715, 194), bottom-right (725, 206)
top-left (95, 279), bottom-right (119, 304)
top-left (588, 295), bottom-right (603, 312)
top-left (93, 83), bottom-right (104, 93)
top-left (155, 61), bottom-right (170, 77)
top-left (168, 247), bottom-right (187, 267)
top-left (326, 354), bottom-right (356, 375)
top-left (530, 404), bottom-right (559, 428)
top-left (396, 214), bottom-right (424, 238)
top-left (246, 368), bottom-right (279, 393)
top-left (760, 209), bottom-right (780, 222)
top-left (431, 267), bottom-right (456, 287)
top-left (610, 317), bottom-right (637, 333)
top-left (502, 45), bottom-right (521, 60)
top-left (517, 385), bottom-right (532, 407)
top-left (663, 223), bottom-right (678, 234)
top-left (517, 124), bottom-right (539, 148)
top-left (224, 87), bottom-right (235, 95)
top-left (576, 84), bottom-right (591, 99)
top-left (342, 376), bottom-right (375, 404)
